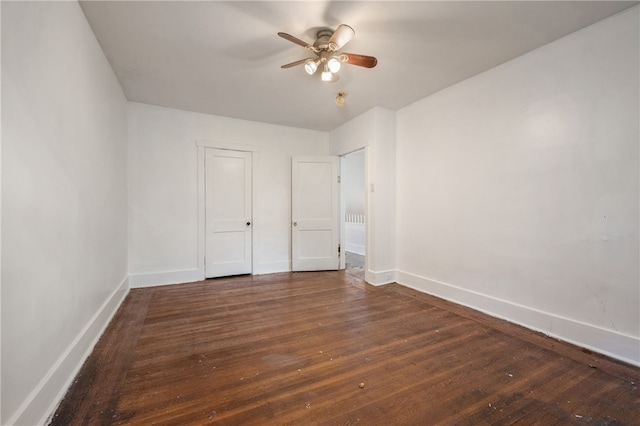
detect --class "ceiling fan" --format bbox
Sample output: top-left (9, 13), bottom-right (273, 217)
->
top-left (278, 24), bottom-right (377, 82)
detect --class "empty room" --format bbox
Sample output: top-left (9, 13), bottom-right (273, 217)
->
top-left (2, 1), bottom-right (639, 425)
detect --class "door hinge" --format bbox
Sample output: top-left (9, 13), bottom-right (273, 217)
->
top-left (338, 244), bottom-right (341, 255)
top-left (338, 175), bottom-right (341, 183)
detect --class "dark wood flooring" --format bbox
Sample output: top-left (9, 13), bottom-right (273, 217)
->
top-left (50, 270), bottom-right (640, 425)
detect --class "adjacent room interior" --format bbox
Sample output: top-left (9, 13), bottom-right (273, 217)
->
top-left (2, 1), bottom-right (639, 424)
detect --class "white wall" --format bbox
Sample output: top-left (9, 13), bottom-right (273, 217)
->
top-left (340, 149), bottom-right (367, 256)
top-left (1, 6), bottom-right (636, 426)
top-left (330, 107), bottom-right (396, 284)
top-left (1, 2), bottom-right (129, 424)
top-left (396, 7), bottom-right (639, 365)
top-left (128, 102), bottom-right (329, 286)
top-left (343, 150), bottom-right (366, 217)
top-left (343, 151), bottom-right (366, 255)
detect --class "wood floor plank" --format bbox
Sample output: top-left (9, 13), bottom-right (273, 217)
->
top-left (51, 271), bottom-right (640, 425)
top-left (50, 289), bottom-right (152, 426)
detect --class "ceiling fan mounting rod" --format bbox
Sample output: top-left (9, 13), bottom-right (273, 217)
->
top-left (316, 29), bottom-right (334, 39)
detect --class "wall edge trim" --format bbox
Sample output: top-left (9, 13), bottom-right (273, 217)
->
top-left (129, 268), bottom-right (203, 288)
top-left (366, 269), bottom-right (396, 286)
top-left (396, 270), bottom-right (640, 367)
top-left (254, 261), bottom-right (290, 275)
top-left (8, 276), bottom-right (130, 426)
top-left (195, 138), bottom-right (260, 152)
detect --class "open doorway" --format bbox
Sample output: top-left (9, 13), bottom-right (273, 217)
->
top-left (341, 150), bottom-right (366, 278)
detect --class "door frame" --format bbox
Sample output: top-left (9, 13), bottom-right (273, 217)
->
top-left (339, 146), bottom-right (371, 277)
top-left (196, 139), bottom-right (260, 281)
top-left (339, 148), bottom-right (368, 271)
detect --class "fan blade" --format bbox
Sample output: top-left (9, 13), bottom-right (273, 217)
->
top-left (340, 53), bottom-right (378, 68)
top-left (280, 58), bottom-right (308, 69)
top-left (278, 32), bottom-right (312, 49)
top-left (328, 24), bottom-right (355, 51)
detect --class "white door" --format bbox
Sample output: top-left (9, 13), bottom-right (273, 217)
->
top-left (205, 148), bottom-right (252, 278)
top-left (291, 156), bottom-right (340, 271)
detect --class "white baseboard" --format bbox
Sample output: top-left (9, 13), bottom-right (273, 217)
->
top-left (345, 244), bottom-right (365, 256)
top-left (254, 261), bottom-right (291, 275)
top-left (8, 276), bottom-right (130, 426)
top-left (129, 268), bottom-right (203, 288)
top-left (396, 270), bottom-right (640, 367)
top-left (129, 263), bottom-right (296, 286)
top-left (365, 269), bottom-right (396, 286)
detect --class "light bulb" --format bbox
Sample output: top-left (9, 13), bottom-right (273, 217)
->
top-left (327, 57), bottom-right (341, 73)
top-left (321, 63), bottom-right (333, 82)
top-left (304, 60), bottom-right (318, 75)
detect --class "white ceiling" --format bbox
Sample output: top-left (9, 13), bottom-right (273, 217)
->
top-left (79, 1), bottom-right (637, 131)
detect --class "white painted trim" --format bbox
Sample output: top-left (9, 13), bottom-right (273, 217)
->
top-left (396, 270), bottom-right (640, 367)
top-left (363, 146), bottom-right (372, 284)
top-left (339, 156), bottom-right (346, 270)
top-left (196, 146), bottom-right (206, 281)
top-left (250, 151), bottom-right (260, 276)
top-left (254, 261), bottom-right (291, 275)
top-left (336, 145), bottom-right (371, 279)
top-left (366, 269), bottom-right (396, 286)
top-left (8, 276), bottom-right (130, 426)
top-left (345, 244), bottom-right (366, 256)
top-left (195, 138), bottom-right (260, 152)
top-left (129, 268), bottom-right (201, 288)
top-left (0, 1), bottom-right (3, 418)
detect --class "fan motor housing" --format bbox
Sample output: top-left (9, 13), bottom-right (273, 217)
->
top-left (313, 29), bottom-right (334, 50)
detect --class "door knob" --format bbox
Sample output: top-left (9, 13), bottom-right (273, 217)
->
top-left (293, 221), bottom-right (298, 227)
top-left (246, 221), bottom-right (251, 226)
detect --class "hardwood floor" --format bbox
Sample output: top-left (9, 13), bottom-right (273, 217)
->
top-left (51, 271), bottom-right (640, 425)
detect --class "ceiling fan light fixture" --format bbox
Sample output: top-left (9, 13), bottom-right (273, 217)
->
top-left (321, 63), bottom-right (333, 82)
top-left (278, 24), bottom-right (377, 82)
top-left (327, 57), bottom-right (341, 73)
top-left (304, 59), bottom-right (319, 75)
